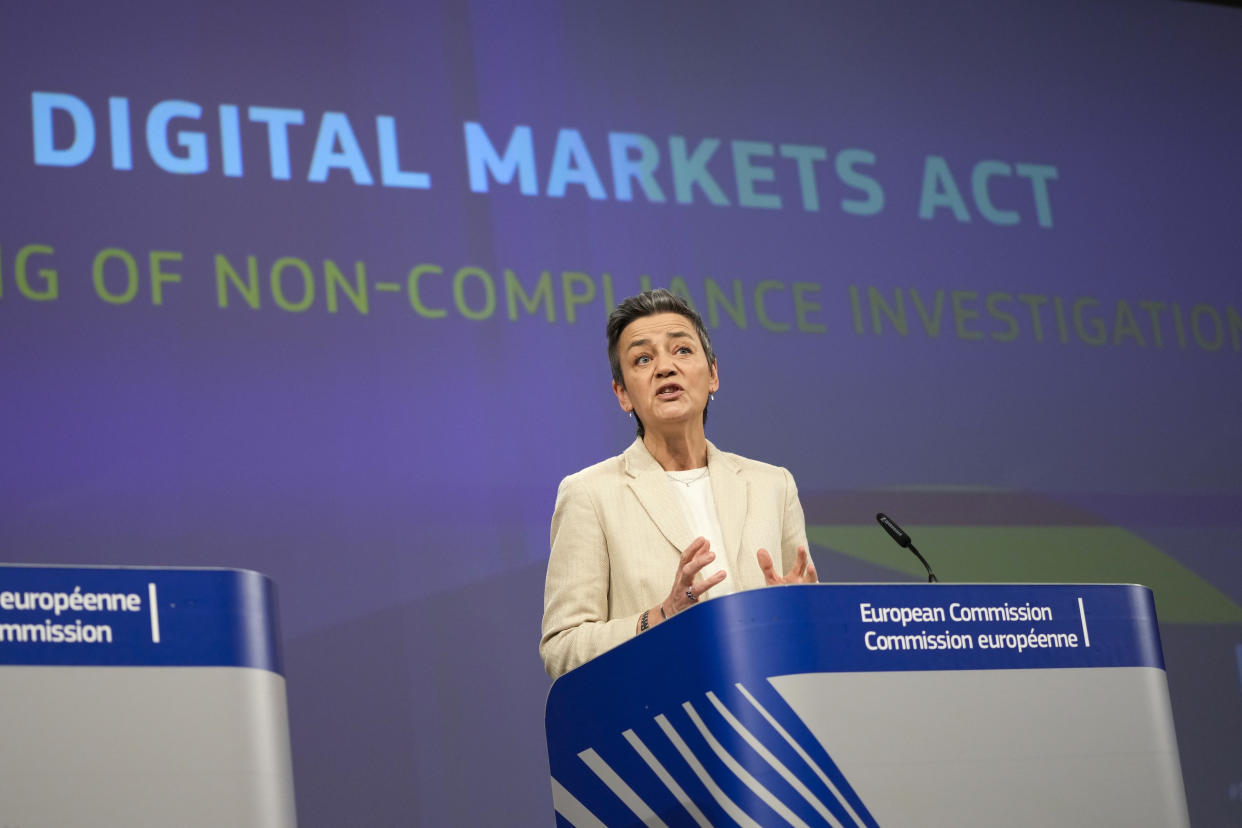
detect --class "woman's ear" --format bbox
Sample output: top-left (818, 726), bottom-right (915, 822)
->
top-left (612, 379), bottom-right (631, 412)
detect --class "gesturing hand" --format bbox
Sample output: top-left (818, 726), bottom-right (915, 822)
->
top-left (756, 546), bottom-right (817, 586)
top-left (665, 536), bottom-right (726, 615)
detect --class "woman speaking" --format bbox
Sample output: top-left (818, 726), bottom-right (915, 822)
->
top-left (540, 289), bottom-right (817, 679)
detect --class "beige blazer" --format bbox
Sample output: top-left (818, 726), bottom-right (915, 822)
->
top-left (540, 438), bottom-right (809, 679)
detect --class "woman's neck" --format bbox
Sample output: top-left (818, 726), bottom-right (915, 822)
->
top-left (643, 428), bottom-right (708, 471)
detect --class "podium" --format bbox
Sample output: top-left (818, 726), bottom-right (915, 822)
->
top-left (546, 584), bottom-right (1189, 827)
top-left (0, 565), bottom-right (296, 827)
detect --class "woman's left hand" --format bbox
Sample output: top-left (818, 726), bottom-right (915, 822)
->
top-left (756, 546), bottom-right (817, 585)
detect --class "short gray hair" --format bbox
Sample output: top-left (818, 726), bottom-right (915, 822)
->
top-left (606, 288), bottom-right (716, 437)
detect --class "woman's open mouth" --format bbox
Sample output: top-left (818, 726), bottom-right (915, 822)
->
top-left (656, 383), bottom-right (684, 400)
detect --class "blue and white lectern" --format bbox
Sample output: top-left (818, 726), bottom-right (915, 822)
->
top-left (546, 583), bottom-right (1189, 827)
top-left (0, 565), bottom-right (296, 827)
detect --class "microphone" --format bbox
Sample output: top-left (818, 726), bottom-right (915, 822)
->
top-left (875, 513), bottom-right (939, 583)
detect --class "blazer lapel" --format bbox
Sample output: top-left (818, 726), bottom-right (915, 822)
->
top-left (706, 441), bottom-right (748, 574)
top-left (623, 439), bottom-right (696, 554)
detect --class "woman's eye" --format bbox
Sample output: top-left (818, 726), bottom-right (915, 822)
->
top-left (635, 355), bottom-right (650, 365)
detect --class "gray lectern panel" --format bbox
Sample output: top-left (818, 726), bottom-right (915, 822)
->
top-left (0, 666), bottom-right (294, 827)
top-left (773, 667), bottom-right (1186, 826)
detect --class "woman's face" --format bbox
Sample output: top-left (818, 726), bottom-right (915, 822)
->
top-left (612, 312), bottom-right (719, 436)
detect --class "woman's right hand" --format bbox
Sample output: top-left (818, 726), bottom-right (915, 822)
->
top-left (663, 536), bottom-right (726, 617)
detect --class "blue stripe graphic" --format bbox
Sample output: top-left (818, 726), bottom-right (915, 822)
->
top-left (552, 682), bottom-right (878, 827)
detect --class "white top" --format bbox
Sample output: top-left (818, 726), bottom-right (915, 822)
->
top-left (665, 468), bottom-right (737, 598)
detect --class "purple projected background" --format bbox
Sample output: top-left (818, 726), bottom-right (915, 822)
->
top-left (2, 0), bottom-right (1241, 824)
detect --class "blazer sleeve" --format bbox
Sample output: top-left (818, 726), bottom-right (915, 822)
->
top-left (780, 467), bottom-right (811, 575)
top-left (540, 473), bottom-right (642, 679)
